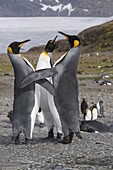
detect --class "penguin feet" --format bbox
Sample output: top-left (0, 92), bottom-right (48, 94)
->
top-left (58, 135), bottom-right (71, 144)
top-left (59, 131), bottom-right (82, 144)
top-left (58, 130), bottom-right (75, 144)
top-left (47, 128), bottom-right (54, 139)
top-left (69, 131), bottom-right (74, 143)
top-left (43, 128), bottom-right (54, 141)
top-left (11, 136), bottom-right (20, 145)
top-left (75, 131), bottom-right (82, 139)
top-left (25, 138), bottom-right (33, 145)
top-left (57, 133), bottom-right (63, 140)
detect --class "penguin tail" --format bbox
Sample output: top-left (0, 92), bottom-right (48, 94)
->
top-left (75, 131), bottom-right (82, 139)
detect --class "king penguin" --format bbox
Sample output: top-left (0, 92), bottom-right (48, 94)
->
top-left (20, 32), bottom-right (82, 144)
top-left (35, 36), bottom-right (63, 139)
top-left (7, 40), bottom-right (55, 144)
top-left (81, 98), bottom-right (88, 119)
top-left (51, 31), bottom-right (82, 144)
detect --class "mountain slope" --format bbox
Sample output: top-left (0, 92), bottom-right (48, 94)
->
top-left (29, 20), bottom-right (113, 55)
top-left (78, 20), bottom-right (113, 53)
top-left (0, 0), bottom-right (113, 17)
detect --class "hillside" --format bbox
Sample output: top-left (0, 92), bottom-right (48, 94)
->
top-left (28, 20), bottom-right (113, 54)
top-left (1, 20), bottom-right (113, 76)
top-left (78, 20), bottom-right (113, 53)
top-left (0, 0), bottom-right (113, 17)
top-left (27, 20), bottom-right (113, 76)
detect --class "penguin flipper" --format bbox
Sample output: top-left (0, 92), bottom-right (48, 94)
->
top-left (20, 68), bottom-right (57, 94)
top-left (35, 78), bottom-right (55, 95)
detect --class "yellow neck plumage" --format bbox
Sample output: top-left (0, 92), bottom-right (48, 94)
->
top-left (42, 51), bottom-right (49, 57)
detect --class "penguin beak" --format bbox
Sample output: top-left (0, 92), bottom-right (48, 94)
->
top-left (18, 39), bottom-right (31, 48)
top-left (58, 31), bottom-right (69, 40)
top-left (51, 35), bottom-right (58, 44)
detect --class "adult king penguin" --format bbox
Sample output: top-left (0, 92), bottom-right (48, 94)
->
top-left (35, 36), bottom-right (62, 139)
top-left (7, 40), bottom-right (55, 144)
top-left (20, 32), bottom-right (82, 144)
top-left (52, 31), bottom-right (82, 144)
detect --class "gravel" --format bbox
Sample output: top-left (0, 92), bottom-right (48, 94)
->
top-left (1, 75), bottom-right (113, 170)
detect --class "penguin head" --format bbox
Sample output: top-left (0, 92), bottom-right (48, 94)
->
top-left (44, 35), bottom-right (58, 53)
top-left (83, 98), bottom-right (86, 102)
top-left (7, 39), bottom-right (31, 54)
top-left (58, 31), bottom-right (80, 48)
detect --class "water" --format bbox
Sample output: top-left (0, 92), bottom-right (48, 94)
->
top-left (0, 17), bottom-right (112, 54)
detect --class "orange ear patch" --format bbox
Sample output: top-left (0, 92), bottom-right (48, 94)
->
top-left (74, 40), bottom-right (79, 47)
top-left (7, 47), bottom-right (13, 54)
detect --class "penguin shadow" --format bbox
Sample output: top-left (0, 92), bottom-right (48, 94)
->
top-left (0, 137), bottom-right (59, 145)
top-left (0, 133), bottom-right (58, 145)
top-left (32, 136), bottom-right (59, 145)
top-left (0, 117), bottom-right (58, 145)
top-left (0, 131), bottom-right (61, 145)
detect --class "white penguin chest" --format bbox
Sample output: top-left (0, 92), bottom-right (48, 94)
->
top-left (36, 56), bottom-right (51, 70)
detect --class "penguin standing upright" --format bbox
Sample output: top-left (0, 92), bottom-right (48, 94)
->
top-left (91, 104), bottom-right (98, 120)
top-left (85, 109), bottom-right (92, 121)
top-left (81, 98), bottom-right (88, 119)
top-left (36, 36), bottom-right (62, 139)
top-left (20, 32), bottom-right (82, 144)
top-left (96, 100), bottom-right (105, 117)
top-left (85, 104), bottom-right (98, 121)
top-left (7, 40), bottom-right (55, 144)
top-left (52, 31), bottom-right (82, 144)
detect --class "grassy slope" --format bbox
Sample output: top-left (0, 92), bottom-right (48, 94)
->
top-left (78, 20), bottom-right (113, 53)
top-left (1, 20), bottom-right (113, 77)
top-left (78, 20), bottom-right (113, 76)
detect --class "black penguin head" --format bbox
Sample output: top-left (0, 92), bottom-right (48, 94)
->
top-left (58, 31), bottom-right (80, 48)
top-left (93, 104), bottom-right (97, 108)
top-left (83, 98), bottom-right (86, 102)
top-left (7, 39), bottom-right (31, 54)
top-left (99, 100), bottom-right (103, 104)
top-left (44, 35), bottom-right (58, 53)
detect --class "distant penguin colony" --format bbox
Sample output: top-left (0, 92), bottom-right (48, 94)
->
top-left (82, 99), bottom-right (105, 120)
top-left (85, 104), bottom-right (98, 121)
